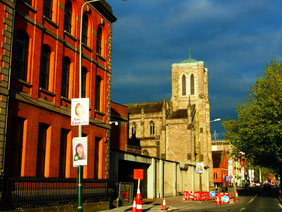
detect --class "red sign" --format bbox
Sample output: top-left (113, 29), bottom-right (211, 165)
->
top-left (133, 169), bottom-right (144, 180)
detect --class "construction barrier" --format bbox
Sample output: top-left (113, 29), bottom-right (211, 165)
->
top-left (183, 191), bottom-right (211, 201)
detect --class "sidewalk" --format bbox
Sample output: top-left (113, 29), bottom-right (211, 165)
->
top-left (101, 195), bottom-right (231, 212)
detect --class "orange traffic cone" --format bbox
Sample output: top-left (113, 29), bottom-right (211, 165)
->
top-left (136, 188), bottom-right (142, 200)
top-left (216, 195), bottom-right (221, 206)
top-left (161, 197), bottom-right (167, 210)
top-left (236, 191), bottom-right (239, 200)
top-left (132, 197), bottom-right (137, 212)
top-left (136, 199), bottom-right (142, 212)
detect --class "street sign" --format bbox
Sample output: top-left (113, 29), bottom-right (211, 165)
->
top-left (72, 137), bottom-right (87, 167)
top-left (71, 98), bottom-right (89, 126)
top-left (133, 169), bottom-right (144, 180)
top-left (210, 191), bottom-right (215, 197)
top-left (222, 195), bottom-right (229, 203)
top-left (196, 162), bottom-right (204, 174)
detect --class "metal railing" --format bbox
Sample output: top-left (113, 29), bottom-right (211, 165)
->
top-left (0, 176), bottom-right (112, 211)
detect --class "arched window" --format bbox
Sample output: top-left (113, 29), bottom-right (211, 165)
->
top-left (64, 1), bottom-right (72, 33)
top-left (95, 76), bottom-right (101, 111)
top-left (61, 57), bottom-right (70, 98)
top-left (96, 26), bottom-right (102, 55)
top-left (190, 74), bottom-right (195, 95)
top-left (132, 123), bottom-right (136, 136)
top-left (82, 13), bottom-right (88, 45)
top-left (81, 67), bottom-right (87, 98)
top-left (182, 74), bottom-right (186, 96)
top-left (43, 0), bottom-right (53, 19)
top-left (14, 31), bottom-right (29, 80)
top-left (214, 172), bottom-right (218, 180)
top-left (150, 121), bottom-right (155, 135)
top-left (40, 45), bottom-right (51, 90)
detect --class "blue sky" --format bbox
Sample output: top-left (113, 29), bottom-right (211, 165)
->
top-left (106, 0), bottom-right (282, 139)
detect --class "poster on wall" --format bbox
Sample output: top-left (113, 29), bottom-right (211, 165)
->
top-left (196, 162), bottom-right (204, 174)
top-left (71, 98), bottom-right (89, 126)
top-left (72, 137), bottom-right (87, 167)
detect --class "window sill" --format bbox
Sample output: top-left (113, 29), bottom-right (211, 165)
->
top-left (15, 78), bottom-right (32, 87)
top-left (95, 110), bottom-right (105, 116)
top-left (96, 53), bottom-right (106, 61)
top-left (64, 30), bottom-right (77, 41)
top-left (18, 0), bottom-right (37, 13)
top-left (39, 87), bottom-right (55, 97)
top-left (43, 16), bottom-right (59, 29)
top-left (82, 43), bottom-right (93, 52)
top-left (61, 96), bottom-right (71, 103)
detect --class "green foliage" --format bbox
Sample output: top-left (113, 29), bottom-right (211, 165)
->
top-left (223, 59), bottom-right (282, 174)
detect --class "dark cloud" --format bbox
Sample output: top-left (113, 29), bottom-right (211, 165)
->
top-left (107, 0), bottom-right (282, 138)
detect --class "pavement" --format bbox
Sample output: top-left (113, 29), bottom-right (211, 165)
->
top-left (101, 195), bottom-right (237, 212)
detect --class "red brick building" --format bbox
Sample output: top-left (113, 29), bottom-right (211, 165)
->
top-left (4, 0), bottom-right (116, 180)
top-left (0, 0), bottom-right (16, 175)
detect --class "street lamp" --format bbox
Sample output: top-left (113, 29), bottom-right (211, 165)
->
top-left (197, 118), bottom-right (221, 191)
top-left (78, 1), bottom-right (101, 211)
top-left (210, 118), bottom-right (221, 123)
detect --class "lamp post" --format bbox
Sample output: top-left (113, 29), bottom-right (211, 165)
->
top-left (78, 1), bottom-right (100, 211)
top-left (197, 118), bottom-right (221, 191)
top-left (208, 118), bottom-right (221, 190)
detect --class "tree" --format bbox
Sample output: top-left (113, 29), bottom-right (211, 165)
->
top-left (223, 59), bottom-right (282, 185)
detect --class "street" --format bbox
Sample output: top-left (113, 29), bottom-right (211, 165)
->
top-left (179, 186), bottom-right (282, 212)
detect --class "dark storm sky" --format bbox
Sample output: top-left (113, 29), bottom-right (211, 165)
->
top-left (106, 0), bottom-right (282, 138)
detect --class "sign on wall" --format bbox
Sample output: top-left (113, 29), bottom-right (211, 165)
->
top-left (72, 137), bottom-right (87, 167)
top-left (71, 98), bottom-right (89, 126)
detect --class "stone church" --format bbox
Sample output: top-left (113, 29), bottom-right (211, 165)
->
top-left (126, 55), bottom-right (213, 170)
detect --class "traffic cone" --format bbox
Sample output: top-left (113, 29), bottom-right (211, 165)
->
top-left (136, 188), bottom-right (141, 200)
top-left (216, 195), bottom-right (221, 206)
top-left (132, 197), bottom-right (137, 212)
top-left (236, 191), bottom-right (239, 200)
top-left (161, 197), bottom-right (167, 210)
top-left (136, 199), bottom-right (142, 212)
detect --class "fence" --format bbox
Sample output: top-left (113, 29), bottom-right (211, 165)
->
top-left (0, 176), bottom-right (112, 211)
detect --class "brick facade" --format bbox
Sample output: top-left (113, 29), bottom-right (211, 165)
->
top-left (3, 0), bottom-right (116, 179)
top-left (0, 0), bottom-right (15, 174)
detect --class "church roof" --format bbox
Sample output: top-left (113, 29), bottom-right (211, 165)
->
top-left (178, 57), bottom-right (199, 64)
top-left (168, 109), bottom-right (187, 119)
top-left (125, 101), bottom-right (164, 114)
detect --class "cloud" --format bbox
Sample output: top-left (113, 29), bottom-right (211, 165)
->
top-left (107, 0), bottom-right (282, 138)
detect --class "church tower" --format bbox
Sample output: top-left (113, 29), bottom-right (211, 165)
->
top-left (170, 52), bottom-right (209, 111)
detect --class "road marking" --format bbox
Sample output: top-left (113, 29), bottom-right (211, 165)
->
top-left (239, 194), bottom-right (258, 212)
top-left (247, 194), bottom-right (258, 205)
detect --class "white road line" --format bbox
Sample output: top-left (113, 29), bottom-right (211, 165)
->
top-left (239, 194), bottom-right (258, 212)
top-left (247, 194), bottom-right (258, 205)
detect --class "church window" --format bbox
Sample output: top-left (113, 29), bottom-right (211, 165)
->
top-left (182, 75), bottom-right (186, 96)
top-left (131, 123), bottom-right (136, 136)
top-left (150, 122), bottom-right (155, 135)
top-left (190, 74), bottom-right (195, 95)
